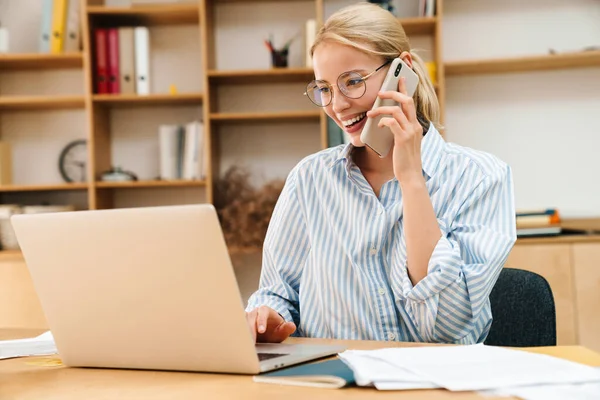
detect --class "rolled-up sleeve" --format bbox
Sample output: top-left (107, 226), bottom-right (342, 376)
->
top-left (245, 170), bottom-right (310, 326)
top-left (397, 164), bottom-right (517, 343)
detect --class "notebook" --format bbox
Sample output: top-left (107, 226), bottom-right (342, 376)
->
top-left (253, 358), bottom-right (355, 389)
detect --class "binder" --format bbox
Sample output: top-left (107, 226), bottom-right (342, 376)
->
top-left (134, 27), bottom-right (150, 95)
top-left (183, 121), bottom-right (204, 180)
top-left (107, 28), bottom-right (120, 94)
top-left (39, 0), bottom-right (54, 53)
top-left (158, 124), bottom-right (180, 180)
top-left (94, 29), bottom-right (109, 94)
top-left (0, 28), bottom-right (7, 54)
top-left (305, 19), bottom-right (317, 68)
top-left (63, 0), bottom-right (81, 52)
top-left (118, 27), bottom-right (136, 94)
top-left (50, 0), bottom-right (68, 53)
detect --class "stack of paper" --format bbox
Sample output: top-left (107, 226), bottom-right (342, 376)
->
top-left (0, 331), bottom-right (57, 360)
top-left (338, 344), bottom-right (600, 398)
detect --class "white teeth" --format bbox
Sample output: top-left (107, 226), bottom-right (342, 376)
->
top-left (342, 112), bottom-right (366, 127)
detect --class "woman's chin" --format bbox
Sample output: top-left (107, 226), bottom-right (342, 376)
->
top-left (346, 132), bottom-right (366, 147)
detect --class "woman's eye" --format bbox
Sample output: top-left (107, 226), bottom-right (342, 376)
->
top-left (346, 78), bottom-right (363, 87)
top-left (318, 87), bottom-right (330, 94)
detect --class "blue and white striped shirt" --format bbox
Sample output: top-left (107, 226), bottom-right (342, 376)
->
top-left (246, 124), bottom-right (516, 344)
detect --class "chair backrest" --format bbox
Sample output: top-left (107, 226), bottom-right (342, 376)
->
top-left (484, 268), bottom-right (557, 347)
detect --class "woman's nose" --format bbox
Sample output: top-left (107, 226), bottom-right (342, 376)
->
top-left (331, 88), bottom-right (351, 114)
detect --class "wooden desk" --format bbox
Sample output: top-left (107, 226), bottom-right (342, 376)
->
top-left (2, 329), bottom-right (600, 400)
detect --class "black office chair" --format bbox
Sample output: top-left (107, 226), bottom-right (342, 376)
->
top-left (485, 268), bottom-right (557, 347)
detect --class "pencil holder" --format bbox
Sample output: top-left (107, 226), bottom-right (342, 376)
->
top-left (271, 48), bottom-right (289, 68)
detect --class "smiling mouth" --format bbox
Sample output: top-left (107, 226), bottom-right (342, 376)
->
top-left (341, 112), bottom-right (366, 128)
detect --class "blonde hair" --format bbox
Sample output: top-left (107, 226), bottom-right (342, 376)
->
top-left (311, 2), bottom-right (441, 131)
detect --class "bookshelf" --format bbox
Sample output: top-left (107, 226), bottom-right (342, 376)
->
top-left (0, 0), bottom-right (446, 256)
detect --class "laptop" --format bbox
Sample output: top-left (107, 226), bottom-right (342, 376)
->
top-left (11, 204), bottom-right (344, 374)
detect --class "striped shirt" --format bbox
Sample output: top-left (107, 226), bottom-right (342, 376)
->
top-left (246, 124), bottom-right (517, 344)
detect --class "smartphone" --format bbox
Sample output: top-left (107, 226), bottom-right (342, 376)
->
top-left (360, 57), bottom-right (419, 158)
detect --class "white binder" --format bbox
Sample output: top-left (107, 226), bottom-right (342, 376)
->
top-left (134, 26), bottom-right (150, 95)
top-left (39, 0), bottom-right (54, 53)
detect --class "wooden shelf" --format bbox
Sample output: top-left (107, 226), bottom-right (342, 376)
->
top-left (210, 110), bottom-right (321, 124)
top-left (399, 17), bottom-right (437, 36)
top-left (207, 68), bottom-right (314, 84)
top-left (0, 250), bottom-right (24, 260)
top-left (95, 180), bottom-right (207, 189)
top-left (0, 96), bottom-right (85, 111)
top-left (93, 93), bottom-right (203, 107)
top-left (87, 4), bottom-right (200, 26)
top-left (0, 53), bottom-right (83, 70)
top-left (445, 50), bottom-right (600, 76)
top-left (0, 183), bottom-right (88, 192)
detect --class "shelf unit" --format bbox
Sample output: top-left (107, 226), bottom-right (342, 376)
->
top-left (0, 0), bottom-right (447, 256)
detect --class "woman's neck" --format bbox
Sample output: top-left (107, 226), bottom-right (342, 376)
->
top-left (353, 146), bottom-right (395, 177)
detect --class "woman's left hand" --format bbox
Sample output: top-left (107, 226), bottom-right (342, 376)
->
top-left (366, 77), bottom-right (424, 184)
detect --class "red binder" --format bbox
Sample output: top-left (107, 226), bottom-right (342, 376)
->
top-left (94, 29), bottom-right (108, 94)
top-left (107, 28), bottom-right (120, 94)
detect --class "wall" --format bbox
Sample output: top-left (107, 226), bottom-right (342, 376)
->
top-left (443, 0), bottom-right (600, 217)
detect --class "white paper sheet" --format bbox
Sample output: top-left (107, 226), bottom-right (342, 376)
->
top-left (339, 350), bottom-right (439, 389)
top-left (0, 331), bottom-right (57, 360)
top-left (340, 344), bottom-right (600, 392)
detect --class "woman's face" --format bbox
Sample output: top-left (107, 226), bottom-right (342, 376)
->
top-left (312, 42), bottom-right (388, 147)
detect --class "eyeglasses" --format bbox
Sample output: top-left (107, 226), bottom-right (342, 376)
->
top-left (304, 60), bottom-right (391, 107)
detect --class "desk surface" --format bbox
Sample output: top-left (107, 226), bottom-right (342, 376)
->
top-left (2, 329), bottom-right (600, 400)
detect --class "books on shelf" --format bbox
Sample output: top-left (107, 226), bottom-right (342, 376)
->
top-left (40, 0), bottom-right (81, 54)
top-left (158, 120), bottom-right (205, 181)
top-left (516, 208), bottom-right (561, 238)
top-left (94, 26), bottom-right (150, 95)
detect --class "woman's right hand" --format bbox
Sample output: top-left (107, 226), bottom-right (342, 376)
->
top-left (246, 306), bottom-right (296, 343)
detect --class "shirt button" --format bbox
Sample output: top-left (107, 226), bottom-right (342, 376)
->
top-left (370, 248), bottom-right (378, 255)
top-left (378, 288), bottom-right (386, 295)
top-left (377, 207), bottom-right (384, 215)
top-left (388, 333), bottom-right (396, 341)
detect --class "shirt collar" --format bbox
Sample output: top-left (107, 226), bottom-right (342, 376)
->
top-left (421, 123), bottom-right (445, 179)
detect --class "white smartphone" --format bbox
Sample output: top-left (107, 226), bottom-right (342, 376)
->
top-left (360, 57), bottom-right (419, 158)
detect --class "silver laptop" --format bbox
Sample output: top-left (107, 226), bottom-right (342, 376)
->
top-left (11, 204), bottom-right (344, 374)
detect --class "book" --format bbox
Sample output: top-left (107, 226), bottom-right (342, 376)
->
top-left (252, 358), bottom-right (355, 389)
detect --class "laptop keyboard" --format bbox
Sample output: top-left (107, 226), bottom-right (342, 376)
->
top-left (257, 352), bottom-right (289, 361)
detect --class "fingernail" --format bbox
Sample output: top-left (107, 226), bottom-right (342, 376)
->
top-left (258, 325), bottom-right (265, 332)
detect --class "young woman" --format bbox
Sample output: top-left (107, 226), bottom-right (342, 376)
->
top-left (245, 3), bottom-right (516, 344)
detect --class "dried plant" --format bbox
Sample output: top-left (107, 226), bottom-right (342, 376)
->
top-left (214, 166), bottom-right (285, 251)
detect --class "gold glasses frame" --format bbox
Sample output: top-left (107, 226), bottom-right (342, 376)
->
top-left (303, 59), bottom-right (392, 107)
